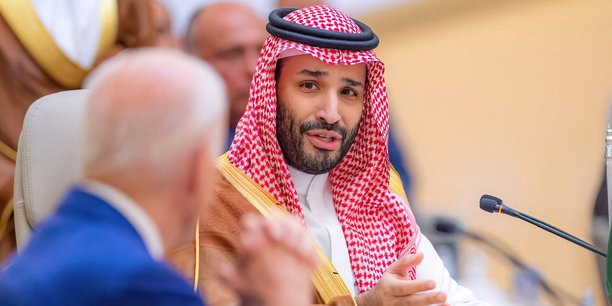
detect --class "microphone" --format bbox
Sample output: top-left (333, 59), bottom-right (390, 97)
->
top-left (479, 194), bottom-right (607, 258)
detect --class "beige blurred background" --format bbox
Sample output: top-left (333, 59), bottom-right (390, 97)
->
top-left (361, 0), bottom-right (612, 305)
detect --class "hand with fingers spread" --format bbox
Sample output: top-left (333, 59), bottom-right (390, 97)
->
top-left (220, 213), bottom-right (318, 306)
top-left (355, 253), bottom-right (449, 306)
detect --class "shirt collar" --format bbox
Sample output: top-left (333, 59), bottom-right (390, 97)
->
top-left (80, 180), bottom-right (164, 260)
top-left (287, 166), bottom-right (329, 196)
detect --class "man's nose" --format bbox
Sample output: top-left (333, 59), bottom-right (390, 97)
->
top-left (315, 93), bottom-right (340, 124)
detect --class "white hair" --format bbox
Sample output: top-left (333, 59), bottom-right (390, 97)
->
top-left (82, 48), bottom-right (227, 182)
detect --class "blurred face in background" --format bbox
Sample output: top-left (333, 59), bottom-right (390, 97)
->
top-left (152, 1), bottom-right (179, 48)
top-left (187, 3), bottom-right (267, 127)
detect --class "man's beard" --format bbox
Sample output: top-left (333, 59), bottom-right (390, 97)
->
top-left (276, 101), bottom-right (359, 175)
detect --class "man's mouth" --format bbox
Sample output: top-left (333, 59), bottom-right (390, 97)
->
top-left (304, 130), bottom-right (342, 151)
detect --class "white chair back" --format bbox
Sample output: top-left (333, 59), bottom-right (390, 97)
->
top-left (13, 90), bottom-right (88, 250)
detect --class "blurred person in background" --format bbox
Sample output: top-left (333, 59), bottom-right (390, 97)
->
top-left (0, 0), bottom-right (177, 263)
top-left (184, 2), bottom-right (268, 150)
top-left (0, 48), bottom-right (317, 306)
top-left (171, 5), bottom-right (487, 306)
top-left (153, 0), bottom-right (180, 48)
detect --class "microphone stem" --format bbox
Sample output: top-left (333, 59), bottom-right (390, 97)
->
top-left (467, 231), bottom-right (581, 306)
top-left (511, 211), bottom-right (607, 258)
top-left (467, 233), bottom-right (563, 304)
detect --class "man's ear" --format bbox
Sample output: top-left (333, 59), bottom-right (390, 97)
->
top-left (187, 141), bottom-right (211, 194)
top-left (188, 139), bottom-right (218, 212)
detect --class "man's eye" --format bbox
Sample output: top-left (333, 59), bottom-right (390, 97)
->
top-left (300, 82), bottom-right (317, 90)
top-left (219, 49), bottom-right (242, 61)
top-left (341, 88), bottom-right (358, 97)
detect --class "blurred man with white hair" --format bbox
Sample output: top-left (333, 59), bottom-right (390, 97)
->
top-left (0, 0), bottom-right (178, 263)
top-left (0, 49), bottom-right (317, 306)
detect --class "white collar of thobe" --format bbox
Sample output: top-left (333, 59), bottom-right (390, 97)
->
top-left (80, 180), bottom-right (165, 260)
top-left (287, 166), bottom-right (329, 198)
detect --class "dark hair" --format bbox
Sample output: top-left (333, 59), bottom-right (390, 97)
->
top-left (274, 58), bottom-right (285, 82)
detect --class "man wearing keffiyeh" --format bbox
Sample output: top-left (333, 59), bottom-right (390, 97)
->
top-left (170, 5), bottom-right (487, 306)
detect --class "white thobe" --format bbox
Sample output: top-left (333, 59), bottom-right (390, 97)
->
top-left (288, 166), bottom-right (489, 305)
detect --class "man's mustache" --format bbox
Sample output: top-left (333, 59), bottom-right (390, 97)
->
top-left (299, 120), bottom-right (347, 139)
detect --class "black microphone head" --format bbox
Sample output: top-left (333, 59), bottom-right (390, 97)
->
top-left (481, 194), bottom-right (503, 204)
top-left (433, 217), bottom-right (464, 234)
top-left (480, 194), bottom-right (503, 213)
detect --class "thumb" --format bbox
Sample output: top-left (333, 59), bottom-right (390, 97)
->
top-left (387, 252), bottom-right (424, 276)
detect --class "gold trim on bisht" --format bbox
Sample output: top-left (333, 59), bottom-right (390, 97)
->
top-left (193, 221), bottom-right (200, 292)
top-left (0, 0), bottom-right (118, 88)
top-left (216, 153), bottom-right (355, 305)
top-left (0, 140), bottom-right (16, 244)
top-left (0, 140), bottom-right (16, 163)
top-left (0, 199), bottom-right (13, 241)
top-left (98, 0), bottom-right (119, 60)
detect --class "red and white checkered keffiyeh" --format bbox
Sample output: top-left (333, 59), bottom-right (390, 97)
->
top-left (228, 5), bottom-right (420, 292)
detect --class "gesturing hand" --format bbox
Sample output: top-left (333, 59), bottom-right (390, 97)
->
top-left (219, 213), bottom-right (318, 306)
top-left (355, 253), bottom-right (449, 306)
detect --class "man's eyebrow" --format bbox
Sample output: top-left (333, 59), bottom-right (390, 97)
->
top-left (297, 69), bottom-right (328, 77)
top-left (343, 78), bottom-right (363, 87)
